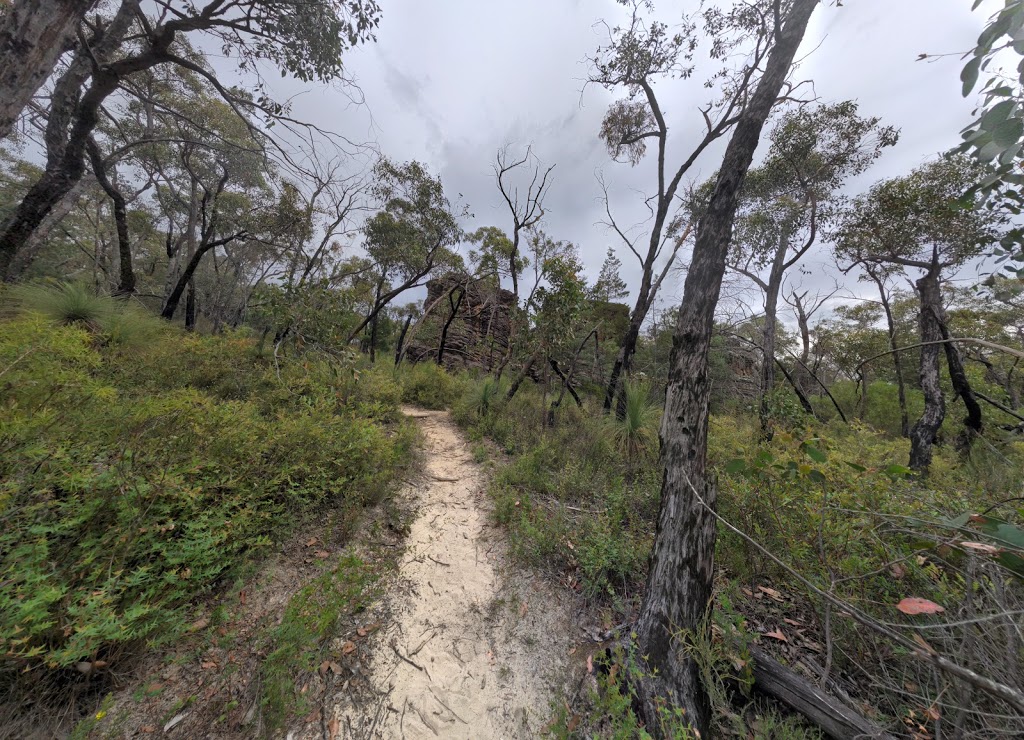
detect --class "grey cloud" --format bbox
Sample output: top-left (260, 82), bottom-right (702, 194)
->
top-left (254, 0), bottom-right (999, 321)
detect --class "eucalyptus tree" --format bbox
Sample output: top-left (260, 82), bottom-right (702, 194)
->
top-left (591, 0), bottom-right (815, 415)
top-left (350, 159), bottom-right (464, 360)
top-left (722, 101), bottom-right (896, 431)
top-left (833, 156), bottom-right (1001, 472)
top-left (0, 0), bottom-right (381, 278)
top-left (858, 263), bottom-right (912, 436)
top-left (0, 0), bottom-right (96, 138)
top-left (108, 63), bottom-right (271, 327)
top-left (634, 0), bottom-right (819, 732)
top-left (505, 232), bottom-right (587, 402)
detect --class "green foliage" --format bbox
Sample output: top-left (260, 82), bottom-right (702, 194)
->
top-left (9, 281), bottom-right (114, 328)
top-left (959, 0), bottom-right (1024, 277)
top-left (0, 315), bottom-right (410, 679)
top-left (460, 372), bottom-right (1024, 735)
top-left (397, 362), bottom-right (465, 409)
top-left (466, 376), bottom-right (505, 418)
top-left (604, 379), bottom-right (661, 463)
top-left (552, 642), bottom-right (701, 739)
top-left (457, 384), bottom-right (656, 598)
top-left (7, 282), bottom-right (170, 352)
top-left (591, 247), bottom-right (629, 302)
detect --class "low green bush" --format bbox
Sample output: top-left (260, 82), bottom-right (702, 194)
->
top-left (397, 361), bottom-right (466, 409)
top-left (0, 309), bottom-right (412, 678)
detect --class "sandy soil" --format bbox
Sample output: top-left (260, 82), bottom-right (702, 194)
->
top-left (312, 409), bottom-right (579, 739)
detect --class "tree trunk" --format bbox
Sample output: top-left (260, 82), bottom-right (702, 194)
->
top-left (0, 0), bottom-right (95, 139)
top-left (604, 299), bottom-right (647, 416)
top-left (506, 350), bottom-right (540, 402)
top-left (509, 227), bottom-right (520, 301)
top-left (869, 271), bottom-right (909, 437)
top-left (7, 175), bottom-right (98, 278)
top-left (0, 70), bottom-right (117, 278)
top-left (437, 286), bottom-right (465, 366)
top-left (86, 137), bottom-right (135, 294)
top-left (394, 314), bottom-right (413, 367)
top-left (633, 1), bottom-right (819, 734)
top-left (161, 232), bottom-right (244, 321)
top-left (759, 243), bottom-right (787, 434)
top-left (367, 278), bottom-right (384, 362)
top-left (0, 1), bottom-right (169, 279)
top-left (908, 266), bottom-right (946, 473)
top-left (184, 281), bottom-right (197, 331)
top-left (750, 647), bottom-right (895, 739)
top-left (939, 314), bottom-right (983, 454)
top-left (368, 312), bottom-right (380, 362)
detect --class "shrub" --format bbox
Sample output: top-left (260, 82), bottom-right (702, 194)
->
top-left (604, 379), bottom-right (661, 464)
top-left (398, 362), bottom-right (465, 409)
top-left (8, 281), bottom-right (114, 330)
top-left (0, 315), bottom-right (410, 677)
top-left (6, 282), bottom-right (167, 351)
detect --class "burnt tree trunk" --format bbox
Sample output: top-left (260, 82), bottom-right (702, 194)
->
top-left (605, 302), bottom-right (646, 418)
top-left (437, 285), bottom-right (465, 366)
top-left (0, 0), bottom-right (95, 138)
top-left (86, 137), bottom-right (135, 295)
top-left (632, 0), bottom-right (819, 735)
top-left (939, 316), bottom-right (983, 454)
top-left (908, 265), bottom-right (946, 473)
top-left (161, 233), bottom-right (243, 321)
top-left (162, 243), bottom-right (214, 321)
top-left (394, 315), bottom-right (413, 367)
top-left (506, 349), bottom-right (540, 402)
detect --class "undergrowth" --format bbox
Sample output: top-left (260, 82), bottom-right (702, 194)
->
top-left (260, 555), bottom-right (380, 732)
top-left (0, 292), bottom-right (414, 729)
top-left (452, 372), bottom-right (1024, 736)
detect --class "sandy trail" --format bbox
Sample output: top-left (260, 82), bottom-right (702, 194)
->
top-left (318, 408), bottom-right (576, 739)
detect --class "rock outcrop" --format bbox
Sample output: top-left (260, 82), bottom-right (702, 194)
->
top-left (404, 276), bottom-right (516, 371)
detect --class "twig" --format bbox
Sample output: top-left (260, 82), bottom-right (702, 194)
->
top-left (410, 630), bottom-right (436, 656)
top-left (426, 554), bottom-right (451, 567)
top-left (366, 686), bottom-right (393, 738)
top-left (428, 685), bottom-right (468, 724)
top-left (392, 641), bottom-right (430, 679)
top-left (681, 473), bottom-right (1024, 713)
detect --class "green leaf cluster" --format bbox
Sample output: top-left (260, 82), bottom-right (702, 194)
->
top-left (0, 309), bottom-right (410, 675)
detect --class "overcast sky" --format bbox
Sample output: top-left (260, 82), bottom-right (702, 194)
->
top-left (248, 0), bottom-right (998, 319)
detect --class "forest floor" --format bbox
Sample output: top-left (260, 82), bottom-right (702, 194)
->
top-left (90, 409), bottom-right (584, 739)
top-left (308, 408), bottom-right (582, 739)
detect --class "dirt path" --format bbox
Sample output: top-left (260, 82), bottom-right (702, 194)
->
top-left (315, 409), bottom-right (578, 739)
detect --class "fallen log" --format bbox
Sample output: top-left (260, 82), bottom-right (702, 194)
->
top-left (750, 647), bottom-right (895, 739)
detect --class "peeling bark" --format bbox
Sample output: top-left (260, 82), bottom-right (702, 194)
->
top-left (0, 0), bottom-right (94, 138)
